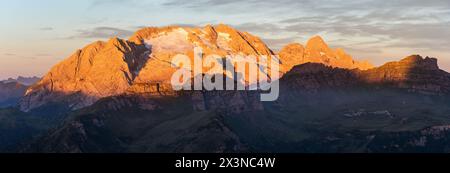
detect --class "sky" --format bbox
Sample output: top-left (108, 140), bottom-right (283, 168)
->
top-left (1, 0), bottom-right (450, 79)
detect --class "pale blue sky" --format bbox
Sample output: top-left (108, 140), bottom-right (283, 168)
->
top-left (1, 0), bottom-right (450, 79)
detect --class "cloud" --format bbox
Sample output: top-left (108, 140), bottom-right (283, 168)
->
top-left (233, 23), bottom-right (284, 34)
top-left (39, 27), bottom-right (54, 31)
top-left (162, 0), bottom-right (296, 14)
top-left (263, 38), bottom-right (299, 51)
top-left (2, 52), bottom-right (45, 60)
top-left (162, 0), bottom-right (248, 8)
top-left (89, 0), bottom-right (135, 8)
top-left (169, 23), bottom-right (201, 28)
top-left (88, 0), bottom-right (152, 11)
top-left (280, 12), bottom-right (450, 51)
top-left (4, 53), bottom-right (16, 56)
top-left (35, 53), bottom-right (53, 57)
top-left (166, 0), bottom-right (450, 11)
top-left (67, 27), bottom-right (134, 39)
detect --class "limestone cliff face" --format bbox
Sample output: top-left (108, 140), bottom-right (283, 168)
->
top-left (281, 55), bottom-right (450, 95)
top-left (0, 81), bottom-right (27, 107)
top-left (20, 38), bottom-right (149, 111)
top-left (359, 55), bottom-right (450, 95)
top-left (278, 36), bottom-right (373, 73)
top-left (278, 43), bottom-right (305, 73)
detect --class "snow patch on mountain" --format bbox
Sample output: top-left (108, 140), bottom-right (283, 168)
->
top-left (144, 28), bottom-right (193, 53)
top-left (217, 32), bottom-right (232, 51)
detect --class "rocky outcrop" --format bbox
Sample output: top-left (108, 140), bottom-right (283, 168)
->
top-left (278, 43), bottom-right (305, 73)
top-left (189, 90), bottom-right (264, 114)
top-left (20, 38), bottom-right (149, 111)
top-left (280, 63), bottom-right (360, 93)
top-left (278, 36), bottom-right (373, 72)
top-left (359, 55), bottom-right (450, 95)
top-left (281, 55), bottom-right (450, 95)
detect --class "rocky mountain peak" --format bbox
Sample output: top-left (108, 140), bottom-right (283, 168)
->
top-left (358, 55), bottom-right (450, 95)
top-left (106, 37), bottom-right (126, 49)
top-left (278, 43), bottom-right (305, 73)
top-left (20, 35), bottom-right (149, 112)
top-left (398, 55), bottom-right (439, 70)
top-left (279, 36), bottom-right (373, 72)
top-left (375, 55), bottom-right (440, 73)
top-left (305, 35), bottom-right (329, 51)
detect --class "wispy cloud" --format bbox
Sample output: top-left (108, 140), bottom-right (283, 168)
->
top-left (67, 27), bottom-right (134, 39)
top-left (39, 27), bottom-right (54, 31)
top-left (4, 53), bottom-right (16, 56)
top-left (35, 53), bottom-right (53, 57)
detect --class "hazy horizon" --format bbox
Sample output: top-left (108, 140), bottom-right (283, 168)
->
top-left (1, 0), bottom-right (450, 79)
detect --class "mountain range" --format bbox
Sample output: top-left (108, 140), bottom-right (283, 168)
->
top-left (1, 76), bottom-right (40, 86)
top-left (1, 25), bottom-right (450, 153)
top-left (0, 76), bottom-right (40, 108)
top-left (19, 24), bottom-right (372, 112)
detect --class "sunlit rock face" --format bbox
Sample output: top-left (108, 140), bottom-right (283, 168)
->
top-left (360, 55), bottom-right (441, 82)
top-left (278, 36), bottom-right (373, 73)
top-left (20, 38), bottom-right (149, 111)
top-left (281, 55), bottom-right (450, 95)
top-left (130, 24), bottom-right (276, 89)
top-left (359, 55), bottom-right (450, 95)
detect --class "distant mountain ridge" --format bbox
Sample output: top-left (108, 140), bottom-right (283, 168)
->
top-left (282, 55), bottom-right (450, 95)
top-left (279, 36), bottom-right (373, 72)
top-left (0, 82), bottom-right (27, 108)
top-left (1, 76), bottom-right (40, 86)
top-left (0, 76), bottom-right (39, 108)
